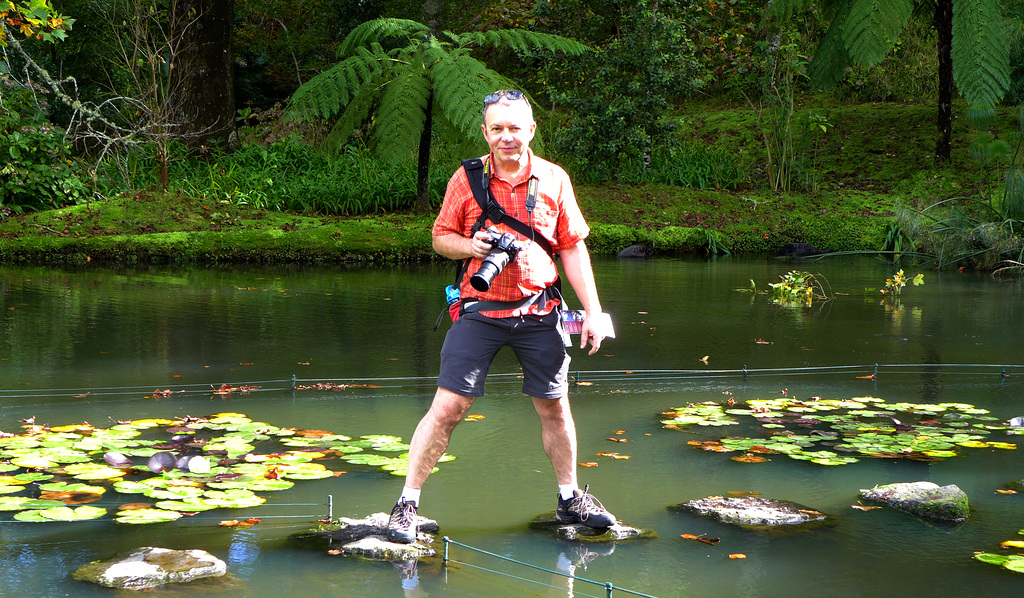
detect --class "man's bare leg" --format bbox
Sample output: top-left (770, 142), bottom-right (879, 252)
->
top-left (532, 395), bottom-right (577, 486)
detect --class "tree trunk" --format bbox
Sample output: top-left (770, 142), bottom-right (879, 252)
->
top-left (169, 0), bottom-right (236, 147)
top-left (415, 90), bottom-right (434, 213)
top-left (415, 0), bottom-right (444, 213)
top-left (934, 0), bottom-right (953, 164)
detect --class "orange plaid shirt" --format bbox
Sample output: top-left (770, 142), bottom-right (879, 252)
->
top-left (432, 150), bottom-right (590, 318)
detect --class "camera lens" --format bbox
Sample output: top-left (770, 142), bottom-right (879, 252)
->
top-left (470, 250), bottom-right (511, 291)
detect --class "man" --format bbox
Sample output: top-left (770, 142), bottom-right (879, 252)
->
top-left (386, 89), bottom-right (615, 544)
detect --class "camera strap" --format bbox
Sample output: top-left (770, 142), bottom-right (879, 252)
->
top-left (462, 158), bottom-right (554, 259)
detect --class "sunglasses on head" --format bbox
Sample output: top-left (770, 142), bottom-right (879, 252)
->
top-left (484, 90), bottom-right (525, 104)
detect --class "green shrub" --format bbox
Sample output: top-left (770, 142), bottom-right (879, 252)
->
top-left (0, 75), bottom-right (88, 212)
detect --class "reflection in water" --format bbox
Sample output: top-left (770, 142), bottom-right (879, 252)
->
top-left (554, 542), bottom-right (616, 598)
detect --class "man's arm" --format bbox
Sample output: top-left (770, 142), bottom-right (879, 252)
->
top-left (433, 231), bottom-right (493, 261)
top-left (560, 240), bottom-right (605, 355)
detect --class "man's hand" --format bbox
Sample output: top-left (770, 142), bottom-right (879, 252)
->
top-left (579, 317), bottom-right (604, 355)
top-left (468, 230), bottom-right (494, 259)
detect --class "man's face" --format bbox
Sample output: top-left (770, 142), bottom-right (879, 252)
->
top-left (481, 100), bottom-right (536, 171)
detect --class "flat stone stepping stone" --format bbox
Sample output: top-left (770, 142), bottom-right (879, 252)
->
top-left (670, 496), bottom-right (827, 527)
top-left (529, 511), bottom-right (657, 542)
top-left (290, 512), bottom-right (439, 561)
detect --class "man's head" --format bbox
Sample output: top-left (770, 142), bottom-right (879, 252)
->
top-left (481, 90), bottom-right (536, 173)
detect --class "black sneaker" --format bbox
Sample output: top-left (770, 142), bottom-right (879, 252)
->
top-left (386, 499), bottom-right (418, 544)
top-left (555, 485), bottom-right (616, 528)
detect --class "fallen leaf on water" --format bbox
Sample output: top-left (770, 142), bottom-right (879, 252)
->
top-left (698, 355), bottom-right (710, 364)
top-left (464, 414), bottom-right (486, 421)
top-left (851, 503), bottom-right (882, 511)
top-left (731, 454), bottom-right (768, 463)
top-left (613, 430), bottom-right (627, 434)
top-left (327, 549), bottom-right (343, 555)
top-left (579, 462), bottom-right (599, 467)
top-left (681, 533), bottom-right (720, 545)
top-left (575, 381), bottom-right (594, 386)
top-left (606, 437), bottom-right (628, 443)
top-left (611, 454), bottom-right (631, 460)
top-left (729, 554), bottom-right (747, 559)
top-left (995, 489), bottom-right (1017, 495)
top-left (219, 518), bottom-right (262, 527)
top-left (856, 374), bottom-right (876, 380)
top-left (239, 363), bottom-right (253, 366)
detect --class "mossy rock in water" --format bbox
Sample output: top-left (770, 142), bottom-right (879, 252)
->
top-left (529, 511), bottom-right (657, 542)
top-left (72, 547), bottom-right (227, 590)
top-left (1007, 478), bottom-right (1024, 492)
top-left (859, 481), bottom-right (969, 523)
top-left (669, 496), bottom-right (828, 529)
top-left (290, 512), bottom-right (438, 561)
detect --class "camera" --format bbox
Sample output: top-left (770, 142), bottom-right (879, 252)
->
top-left (470, 228), bottom-right (524, 292)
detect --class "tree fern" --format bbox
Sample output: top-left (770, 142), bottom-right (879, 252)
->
top-left (952, 0), bottom-right (1009, 110)
top-left (808, 0), bottom-right (854, 90)
top-left (286, 18), bottom-right (591, 211)
top-left (843, 0), bottom-right (914, 68)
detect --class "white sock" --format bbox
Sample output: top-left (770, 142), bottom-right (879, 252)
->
top-left (400, 486), bottom-right (421, 506)
top-left (558, 484), bottom-right (578, 501)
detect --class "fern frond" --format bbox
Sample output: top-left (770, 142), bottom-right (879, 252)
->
top-left (372, 64), bottom-right (432, 163)
top-left (326, 72), bottom-right (387, 151)
top-left (337, 18), bottom-right (428, 57)
top-left (842, 0), bottom-right (913, 68)
top-left (952, 0), bottom-right (1010, 109)
top-left (289, 49), bottom-right (386, 120)
top-left (456, 29), bottom-right (590, 56)
top-left (432, 51), bottom-right (508, 139)
top-left (808, 0), bottom-right (853, 90)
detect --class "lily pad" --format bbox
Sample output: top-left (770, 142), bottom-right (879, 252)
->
top-left (13, 505), bottom-right (106, 522)
top-left (114, 508), bottom-right (184, 525)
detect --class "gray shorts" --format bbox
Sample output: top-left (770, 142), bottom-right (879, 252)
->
top-left (438, 311), bottom-right (570, 399)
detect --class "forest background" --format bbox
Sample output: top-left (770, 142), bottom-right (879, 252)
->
top-left (1, 0), bottom-right (1024, 274)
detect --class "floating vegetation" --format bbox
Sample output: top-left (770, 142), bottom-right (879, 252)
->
top-left (974, 529), bottom-right (1024, 574)
top-left (661, 397), bottom-right (1019, 466)
top-left (0, 413), bottom-right (450, 524)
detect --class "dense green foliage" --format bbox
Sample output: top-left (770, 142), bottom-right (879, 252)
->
top-left (2, 1), bottom-right (1024, 272)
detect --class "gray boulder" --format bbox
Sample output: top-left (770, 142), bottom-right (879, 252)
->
top-left (617, 245), bottom-right (654, 259)
top-left (291, 512), bottom-right (438, 560)
top-left (529, 512), bottom-right (657, 542)
top-left (72, 547), bottom-right (226, 590)
top-left (860, 481), bottom-right (970, 523)
top-left (670, 496), bottom-right (827, 528)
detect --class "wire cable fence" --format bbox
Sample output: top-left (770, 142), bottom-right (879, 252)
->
top-left (442, 536), bottom-right (658, 598)
top-left (1, 363), bottom-right (1020, 402)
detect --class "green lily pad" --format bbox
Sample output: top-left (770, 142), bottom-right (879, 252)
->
top-left (0, 497), bottom-right (66, 511)
top-left (115, 508), bottom-right (184, 525)
top-left (202, 489), bottom-right (266, 508)
top-left (13, 505), bottom-right (106, 522)
top-left (37, 482), bottom-right (106, 495)
top-left (153, 498), bottom-right (219, 512)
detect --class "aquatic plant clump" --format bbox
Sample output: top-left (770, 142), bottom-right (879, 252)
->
top-left (661, 397), bottom-right (1019, 466)
top-left (0, 413), bottom-right (451, 524)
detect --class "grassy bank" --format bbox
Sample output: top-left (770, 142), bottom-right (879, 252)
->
top-left (0, 100), bottom-right (1003, 266)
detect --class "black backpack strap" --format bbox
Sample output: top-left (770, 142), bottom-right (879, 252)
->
top-left (461, 158), bottom-right (555, 258)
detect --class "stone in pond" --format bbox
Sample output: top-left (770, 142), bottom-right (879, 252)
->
top-left (529, 511), bottom-right (658, 542)
top-left (670, 496), bottom-right (827, 528)
top-left (72, 547), bottom-right (226, 590)
top-left (859, 481), bottom-right (969, 523)
top-left (290, 512), bottom-right (438, 561)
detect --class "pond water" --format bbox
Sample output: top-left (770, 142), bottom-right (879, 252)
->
top-left (1, 256), bottom-right (1022, 597)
